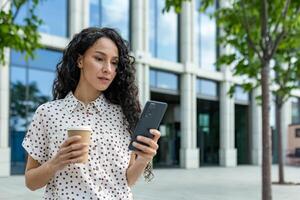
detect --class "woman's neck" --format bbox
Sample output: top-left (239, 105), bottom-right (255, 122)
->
top-left (74, 80), bottom-right (101, 106)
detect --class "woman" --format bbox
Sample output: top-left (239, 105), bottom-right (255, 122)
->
top-left (22, 27), bottom-right (160, 199)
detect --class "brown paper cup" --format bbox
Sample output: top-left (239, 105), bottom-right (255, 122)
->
top-left (67, 126), bottom-right (92, 163)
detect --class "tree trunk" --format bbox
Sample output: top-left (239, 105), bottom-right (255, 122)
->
top-left (261, 61), bottom-right (272, 200)
top-left (275, 99), bottom-right (285, 184)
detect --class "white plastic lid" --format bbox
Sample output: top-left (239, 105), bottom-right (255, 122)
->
top-left (67, 126), bottom-right (92, 131)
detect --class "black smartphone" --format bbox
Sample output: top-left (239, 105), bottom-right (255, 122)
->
top-left (128, 100), bottom-right (168, 151)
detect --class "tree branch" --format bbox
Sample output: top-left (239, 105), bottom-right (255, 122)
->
top-left (261, 0), bottom-right (269, 57)
top-left (269, 30), bottom-right (285, 59)
top-left (273, 0), bottom-right (290, 35)
top-left (240, 0), bottom-right (263, 60)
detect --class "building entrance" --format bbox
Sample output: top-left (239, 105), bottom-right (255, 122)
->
top-left (235, 104), bottom-right (250, 164)
top-left (197, 99), bottom-right (219, 165)
top-left (151, 91), bottom-right (180, 167)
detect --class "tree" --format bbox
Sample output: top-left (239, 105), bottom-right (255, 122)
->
top-left (164, 0), bottom-right (300, 200)
top-left (273, 42), bottom-right (300, 184)
top-left (0, 0), bottom-right (43, 65)
top-left (10, 81), bottom-right (50, 130)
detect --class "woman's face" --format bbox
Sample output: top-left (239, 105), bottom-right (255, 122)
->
top-left (77, 37), bottom-right (119, 92)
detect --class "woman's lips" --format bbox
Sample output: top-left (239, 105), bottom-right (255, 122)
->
top-left (98, 77), bottom-right (110, 84)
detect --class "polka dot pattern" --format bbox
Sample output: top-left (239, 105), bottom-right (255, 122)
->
top-left (22, 92), bottom-right (133, 199)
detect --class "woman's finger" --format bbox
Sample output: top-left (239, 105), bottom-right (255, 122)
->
top-left (149, 129), bottom-right (161, 143)
top-left (60, 136), bottom-right (82, 148)
top-left (60, 148), bottom-right (88, 160)
top-left (59, 143), bottom-right (88, 155)
top-left (133, 142), bottom-right (157, 155)
top-left (136, 136), bottom-right (158, 150)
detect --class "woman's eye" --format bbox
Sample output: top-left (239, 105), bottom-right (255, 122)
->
top-left (95, 57), bottom-right (103, 61)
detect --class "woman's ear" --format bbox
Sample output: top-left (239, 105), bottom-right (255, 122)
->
top-left (77, 55), bottom-right (83, 68)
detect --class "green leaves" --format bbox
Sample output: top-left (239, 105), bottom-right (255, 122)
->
top-left (0, 0), bottom-right (43, 65)
top-left (165, 0), bottom-right (300, 105)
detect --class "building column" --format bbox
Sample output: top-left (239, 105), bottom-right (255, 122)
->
top-left (180, 73), bottom-right (199, 168)
top-left (0, 1), bottom-right (11, 177)
top-left (132, 0), bottom-right (150, 106)
top-left (179, 1), bottom-right (199, 168)
top-left (219, 78), bottom-right (237, 166)
top-left (0, 48), bottom-right (11, 176)
top-left (250, 88), bottom-right (262, 165)
top-left (69, 0), bottom-right (85, 36)
top-left (281, 99), bottom-right (291, 163)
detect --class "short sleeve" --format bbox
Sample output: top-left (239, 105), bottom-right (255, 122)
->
top-left (22, 105), bottom-right (49, 164)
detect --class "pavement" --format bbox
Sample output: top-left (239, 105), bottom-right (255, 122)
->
top-left (0, 165), bottom-right (299, 200)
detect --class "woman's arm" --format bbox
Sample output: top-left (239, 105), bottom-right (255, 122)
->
top-left (126, 129), bottom-right (160, 187)
top-left (25, 136), bottom-right (88, 191)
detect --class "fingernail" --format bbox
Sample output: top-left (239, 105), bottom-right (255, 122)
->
top-left (132, 142), bottom-right (137, 146)
top-left (137, 136), bottom-right (141, 140)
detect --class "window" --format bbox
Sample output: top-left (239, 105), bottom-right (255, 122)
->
top-left (291, 97), bottom-right (300, 124)
top-left (234, 86), bottom-right (249, 102)
top-left (295, 129), bottom-right (300, 138)
top-left (14, 0), bottom-right (69, 37)
top-left (197, 79), bottom-right (218, 98)
top-left (150, 69), bottom-right (179, 91)
top-left (149, 0), bottom-right (179, 62)
top-left (195, 0), bottom-right (217, 70)
top-left (295, 148), bottom-right (300, 157)
top-left (90, 0), bottom-right (130, 41)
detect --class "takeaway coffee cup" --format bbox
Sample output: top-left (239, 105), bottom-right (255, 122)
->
top-left (67, 126), bottom-right (92, 163)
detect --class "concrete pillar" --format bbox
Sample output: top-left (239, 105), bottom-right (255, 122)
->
top-left (69, 0), bottom-right (85, 36)
top-left (0, 1), bottom-right (11, 177)
top-left (281, 99), bottom-right (292, 163)
top-left (0, 47), bottom-right (11, 176)
top-left (250, 88), bottom-right (262, 165)
top-left (179, 1), bottom-right (199, 168)
top-left (132, 0), bottom-right (150, 106)
top-left (180, 73), bottom-right (199, 168)
top-left (219, 71), bottom-right (237, 166)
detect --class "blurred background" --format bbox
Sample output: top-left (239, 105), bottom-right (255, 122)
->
top-left (0, 0), bottom-right (299, 180)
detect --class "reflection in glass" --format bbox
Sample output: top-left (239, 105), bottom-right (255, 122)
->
top-left (29, 69), bottom-right (55, 98)
top-left (37, 0), bottom-right (68, 37)
top-left (14, 0), bottom-right (68, 37)
top-left (28, 49), bottom-right (61, 71)
top-left (89, 0), bottom-right (130, 40)
top-left (10, 67), bottom-right (27, 133)
top-left (150, 70), bottom-right (156, 87)
top-left (197, 79), bottom-right (218, 97)
top-left (149, 0), bottom-right (178, 62)
top-left (150, 69), bottom-right (178, 91)
top-left (9, 49), bottom-right (58, 174)
top-left (234, 86), bottom-right (249, 102)
top-left (195, 1), bottom-right (217, 70)
top-left (11, 49), bottom-right (61, 71)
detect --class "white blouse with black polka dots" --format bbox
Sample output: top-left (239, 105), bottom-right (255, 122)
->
top-left (22, 92), bottom-right (133, 200)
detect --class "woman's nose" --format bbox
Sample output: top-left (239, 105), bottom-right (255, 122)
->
top-left (102, 62), bottom-right (113, 73)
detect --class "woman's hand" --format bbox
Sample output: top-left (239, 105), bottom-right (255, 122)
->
top-left (47, 136), bottom-right (89, 172)
top-left (132, 129), bottom-right (161, 164)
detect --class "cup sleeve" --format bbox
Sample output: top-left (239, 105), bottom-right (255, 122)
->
top-left (22, 105), bottom-right (49, 165)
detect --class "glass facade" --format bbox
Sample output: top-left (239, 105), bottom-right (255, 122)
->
top-left (150, 69), bottom-right (179, 91)
top-left (149, 0), bottom-right (179, 62)
top-left (14, 0), bottom-right (68, 37)
top-left (197, 79), bottom-right (218, 98)
top-left (89, 0), bottom-right (130, 41)
top-left (234, 86), bottom-right (249, 102)
top-left (195, 0), bottom-right (217, 70)
top-left (291, 97), bottom-right (300, 124)
top-left (9, 50), bottom-right (61, 174)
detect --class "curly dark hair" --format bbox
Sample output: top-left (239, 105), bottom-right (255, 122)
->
top-left (52, 27), bottom-right (153, 181)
